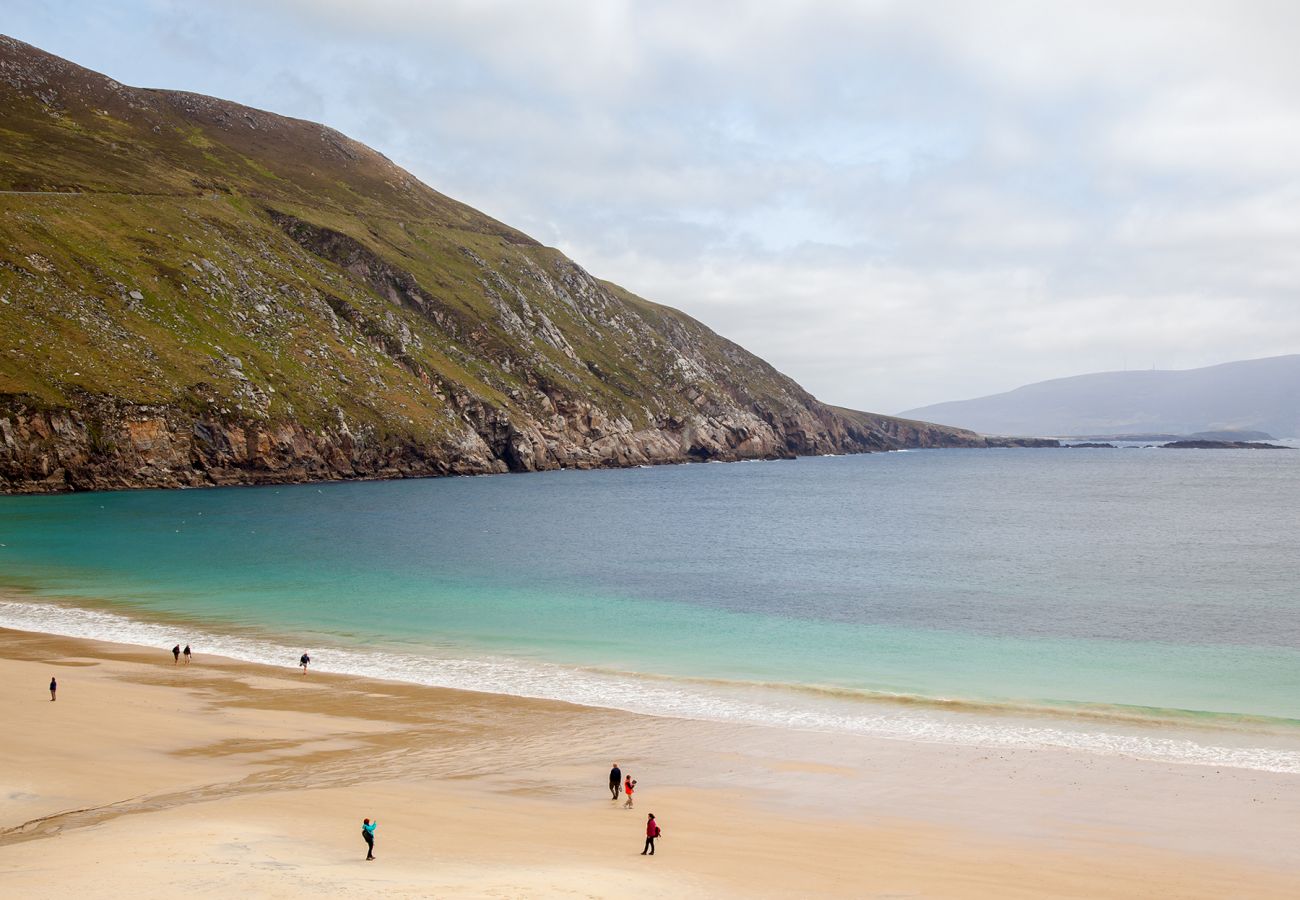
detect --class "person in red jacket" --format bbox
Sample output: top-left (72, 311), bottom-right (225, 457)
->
top-left (642, 813), bottom-right (660, 855)
top-left (622, 775), bottom-right (636, 808)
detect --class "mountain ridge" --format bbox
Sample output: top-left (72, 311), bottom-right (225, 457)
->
top-left (0, 35), bottom-right (1016, 493)
top-left (900, 355), bottom-right (1300, 438)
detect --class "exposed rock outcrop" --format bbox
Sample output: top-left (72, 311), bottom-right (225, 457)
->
top-left (0, 391), bottom-right (942, 493)
top-left (1160, 440), bottom-right (1291, 450)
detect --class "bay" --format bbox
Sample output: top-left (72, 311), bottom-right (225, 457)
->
top-left (2, 448), bottom-right (1298, 769)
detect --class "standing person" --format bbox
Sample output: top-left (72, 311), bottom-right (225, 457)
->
top-left (361, 818), bottom-right (377, 861)
top-left (609, 763), bottom-right (622, 800)
top-left (172, 644), bottom-right (181, 665)
top-left (642, 813), bottom-right (661, 855)
top-left (183, 644), bottom-right (192, 664)
top-left (49, 676), bottom-right (57, 701)
top-left (623, 775), bottom-right (636, 809)
top-left (299, 652), bottom-right (310, 674)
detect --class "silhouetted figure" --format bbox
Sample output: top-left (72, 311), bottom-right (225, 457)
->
top-left (172, 644), bottom-right (181, 664)
top-left (361, 818), bottom-right (377, 860)
top-left (642, 813), bottom-right (660, 855)
top-left (49, 676), bottom-right (57, 701)
top-left (609, 763), bottom-right (622, 800)
top-left (183, 644), bottom-right (192, 664)
top-left (300, 652), bottom-right (311, 673)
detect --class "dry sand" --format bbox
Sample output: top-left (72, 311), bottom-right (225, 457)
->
top-left (2, 627), bottom-right (1298, 898)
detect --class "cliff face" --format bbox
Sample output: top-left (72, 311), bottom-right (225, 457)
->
top-left (0, 393), bottom-right (884, 493)
top-left (0, 36), bottom-right (989, 493)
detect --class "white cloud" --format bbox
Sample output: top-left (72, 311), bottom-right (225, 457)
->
top-left (1106, 90), bottom-right (1300, 178)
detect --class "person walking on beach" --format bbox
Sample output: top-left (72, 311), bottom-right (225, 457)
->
top-left (49, 676), bottom-right (57, 701)
top-left (642, 813), bottom-right (661, 855)
top-left (183, 644), bottom-right (192, 664)
top-left (609, 763), bottom-right (622, 800)
top-left (299, 652), bottom-right (310, 674)
top-left (623, 775), bottom-right (636, 809)
top-left (361, 818), bottom-right (377, 860)
top-left (172, 644), bottom-right (181, 665)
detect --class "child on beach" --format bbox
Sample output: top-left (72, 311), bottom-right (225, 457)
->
top-left (49, 676), bottom-right (56, 701)
top-left (623, 775), bottom-right (636, 808)
top-left (361, 818), bottom-right (377, 860)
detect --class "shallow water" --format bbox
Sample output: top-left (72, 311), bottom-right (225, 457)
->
top-left (2, 448), bottom-right (1298, 770)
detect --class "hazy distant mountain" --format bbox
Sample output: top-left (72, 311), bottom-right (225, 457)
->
top-left (899, 355), bottom-right (1300, 438)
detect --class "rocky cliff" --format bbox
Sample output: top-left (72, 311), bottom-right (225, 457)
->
top-left (0, 36), bottom-right (993, 493)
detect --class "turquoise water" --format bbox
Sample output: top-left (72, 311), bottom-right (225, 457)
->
top-left (2, 449), bottom-right (1299, 768)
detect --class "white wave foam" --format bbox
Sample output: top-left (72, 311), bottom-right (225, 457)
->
top-left (3, 598), bottom-right (1298, 774)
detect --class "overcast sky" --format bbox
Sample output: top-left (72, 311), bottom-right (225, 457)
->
top-left (6, 1), bottom-right (1300, 412)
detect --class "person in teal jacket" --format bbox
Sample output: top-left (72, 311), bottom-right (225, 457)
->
top-left (361, 818), bottom-right (377, 860)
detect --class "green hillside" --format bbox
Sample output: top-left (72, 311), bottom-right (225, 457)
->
top-left (0, 35), bottom-right (990, 492)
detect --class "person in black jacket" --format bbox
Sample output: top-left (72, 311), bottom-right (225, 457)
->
top-left (609, 763), bottom-right (622, 800)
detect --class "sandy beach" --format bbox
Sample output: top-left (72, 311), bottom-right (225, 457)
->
top-left (2, 627), bottom-right (1298, 899)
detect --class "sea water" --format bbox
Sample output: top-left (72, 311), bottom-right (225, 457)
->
top-left (2, 448), bottom-right (1298, 771)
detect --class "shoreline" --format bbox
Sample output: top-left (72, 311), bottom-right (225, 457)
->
top-left (2, 627), bottom-right (1299, 897)
top-left (2, 588), bottom-right (1299, 777)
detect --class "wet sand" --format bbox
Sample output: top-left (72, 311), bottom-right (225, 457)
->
top-left (2, 627), bottom-right (1298, 898)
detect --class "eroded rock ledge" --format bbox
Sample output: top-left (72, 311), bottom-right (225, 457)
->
top-left (0, 394), bottom-right (1036, 493)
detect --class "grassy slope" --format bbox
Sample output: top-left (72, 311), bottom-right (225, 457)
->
top-left (0, 35), bottom-right (975, 472)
